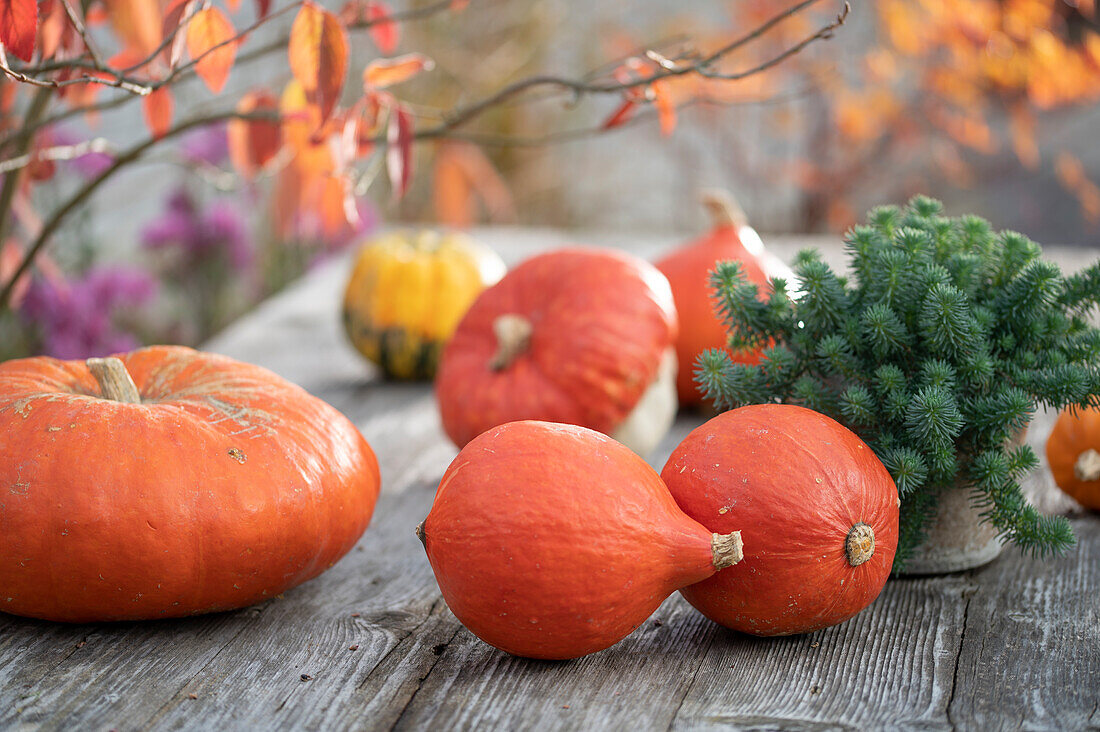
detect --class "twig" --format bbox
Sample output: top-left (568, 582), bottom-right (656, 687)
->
top-left (437, 0), bottom-right (846, 132)
top-left (0, 138), bottom-right (115, 174)
top-left (60, 0), bottom-right (105, 68)
top-left (0, 88), bottom-right (53, 243)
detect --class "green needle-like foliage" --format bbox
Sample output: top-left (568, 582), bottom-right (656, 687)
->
top-left (696, 196), bottom-right (1100, 571)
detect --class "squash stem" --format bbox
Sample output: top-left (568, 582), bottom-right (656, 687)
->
top-left (489, 314), bottom-right (533, 371)
top-left (700, 189), bottom-right (748, 230)
top-left (845, 522), bottom-right (875, 567)
top-left (86, 357), bottom-right (142, 404)
top-left (1074, 449), bottom-right (1100, 482)
top-left (711, 531), bottom-right (743, 570)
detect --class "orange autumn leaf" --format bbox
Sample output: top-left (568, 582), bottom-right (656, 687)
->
top-left (1008, 103), bottom-right (1039, 169)
top-left (288, 1), bottom-right (348, 124)
top-left (37, 0), bottom-right (74, 61)
top-left (226, 0), bottom-right (239, 12)
top-left (651, 80), bottom-right (676, 137)
top-left (279, 79), bottom-right (334, 177)
top-left (310, 174), bottom-right (357, 238)
top-left (142, 86), bottom-right (173, 138)
top-left (450, 0), bottom-right (469, 10)
top-left (1056, 151), bottom-right (1100, 222)
top-left (187, 7), bottom-right (236, 93)
top-left (363, 53), bottom-right (433, 89)
top-left (433, 141), bottom-right (514, 228)
top-left (386, 103), bottom-right (413, 199)
top-left (228, 90), bottom-right (281, 178)
top-left (0, 0), bottom-right (38, 62)
top-left (103, 0), bottom-right (162, 57)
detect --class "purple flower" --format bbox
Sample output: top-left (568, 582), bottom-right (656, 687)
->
top-left (181, 123), bottom-right (229, 166)
top-left (141, 189), bottom-right (252, 272)
top-left (20, 267), bottom-right (158, 360)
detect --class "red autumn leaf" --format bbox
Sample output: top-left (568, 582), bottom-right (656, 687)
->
top-left (363, 53), bottom-right (433, 90)
top-left (255, 0), bottom-right (270, 20)
top-left (187, 7), bottom-right (236, 93)
top-left (366, 1), bottom-right (397, 54)
top-left (601, 99), bottom-right (636, 129)
top-left (288, 1), bottom-right (348, 124)
top-left (103, 0), bottom-right (162, 57)
top-left (228, 89), bottom-right (281, 178)
top-left (338, 1), bottom-right (397, 53)
top-left (160, 0), bottom-right (195, 68)
top-left (386, 103), bottom-right (413, 199)
top-left (651, 80), bottom-right (676, 137)
top-left (142, 86), bottom-right (173, 138)
top-left (0, 0), bottom-right (38, 62)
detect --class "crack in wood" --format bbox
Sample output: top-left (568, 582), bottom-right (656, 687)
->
top-left (945, 581), bottom-right (976, 729)
top-left (665, 628), bottom-right (719, 732)
top-left (388, 624), bottom-right (463, 730)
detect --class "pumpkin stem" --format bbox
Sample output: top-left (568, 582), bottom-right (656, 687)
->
top-left (710, 531), bottom-right (743, 570)
top-left (415, 521), bottom-right (427, 547)
top-left (1074, 449), bottom-right (1100, 482)
top-left (700, 189), bottom-right (748, 230)
top-left (845, 522), bottom-right (875, 567)
top-left (489, 314), bottom-right (533, 371)
top-left (86, 357), bottom-right (142, 404)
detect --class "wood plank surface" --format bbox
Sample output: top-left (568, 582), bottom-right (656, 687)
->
top-left (1, 229), bottom-right (1097, 731)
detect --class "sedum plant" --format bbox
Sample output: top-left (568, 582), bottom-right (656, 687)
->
top-left (696, 196), bottom-right (1100, 570)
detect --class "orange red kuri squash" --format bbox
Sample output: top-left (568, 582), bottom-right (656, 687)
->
top-left (418, 420), bottom-right (743, 660)
top-left (655, 191), bottom-right (793, 407)
top-left (1046, 406), bottom-right (1100, 510)
top-left (435, 247), bottom-right (679, 456)
top-left (662, 404), bottom-right (898, 636)
top-left (0, 346), bottom-right (381, 622)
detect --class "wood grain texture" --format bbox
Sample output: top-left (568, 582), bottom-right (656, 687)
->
top-left (0, 229), bottom-right (1097, 731)
top-left (948, 517), bottom-right (1100, 731)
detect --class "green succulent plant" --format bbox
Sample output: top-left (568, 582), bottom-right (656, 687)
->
top-left (696, 195), bottom-right (1100, 570)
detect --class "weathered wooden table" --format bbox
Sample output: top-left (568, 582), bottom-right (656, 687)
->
top-left (2, 229), bottom-right (1098, 731)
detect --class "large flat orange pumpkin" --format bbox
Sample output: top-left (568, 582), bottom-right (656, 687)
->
top-left (0, 345), bottom-right (380, 622)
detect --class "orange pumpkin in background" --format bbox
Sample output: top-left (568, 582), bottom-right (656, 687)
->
top-left (0, 346), bottom-right (381, 623)
top-left (1046, 406), bottom-right (1100, 510)
top-left (419, 420), bottom-right (743, 660)
top-left (655, 191), bottom-right (793, 407)
top-left (662, 404), bottom-right (898, 636)
top-left (435, 248), bottom-right (679, 456)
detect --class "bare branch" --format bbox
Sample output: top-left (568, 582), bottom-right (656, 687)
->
top-left (0, 137), bottom-right (115, 174)
top-left (437, 0), bottom-right (847, 133)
